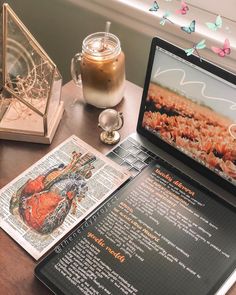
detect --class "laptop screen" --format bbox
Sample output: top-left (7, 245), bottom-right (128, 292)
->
top-left (138, 38), bottom-right (236, 193)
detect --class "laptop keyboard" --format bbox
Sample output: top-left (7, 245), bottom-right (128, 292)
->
top-left (107, 137), bottom-right (157, 177)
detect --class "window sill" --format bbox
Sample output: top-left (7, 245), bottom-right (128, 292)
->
top-left (67, 0), bottom-right (236, 74)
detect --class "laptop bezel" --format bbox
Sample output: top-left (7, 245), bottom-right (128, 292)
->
top-left (137, 37), bottom-right (236, 195)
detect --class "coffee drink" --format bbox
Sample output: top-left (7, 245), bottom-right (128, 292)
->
top-left (71, 32), bottom-right (125, 108)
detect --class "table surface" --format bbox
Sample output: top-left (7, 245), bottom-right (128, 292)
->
top-left (0, 81), bottom-right (235, 295)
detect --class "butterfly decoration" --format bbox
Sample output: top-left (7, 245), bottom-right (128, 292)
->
top-left (149, 1), bottom-right (159, 12)
top-left (176, 1), bottom-right (189, 15)
top-left (211, 38), bottom-right (231, 57)
top-left (185, 40), bottom-right (206, 61)
top-left (181, 20), bottom-right (196, 34)
top-left (206, 15), bottom-right (222, 31)
top-left (160, 12), bottom-right (174, 26)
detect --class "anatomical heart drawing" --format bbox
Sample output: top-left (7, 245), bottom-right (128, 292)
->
top-left (9, 151), bottom-right (96, 234)
top-left (0, 135), bottom-right (129, 259)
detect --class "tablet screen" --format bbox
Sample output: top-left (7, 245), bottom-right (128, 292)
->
top-left (35, 159), bottom-right (236, 295)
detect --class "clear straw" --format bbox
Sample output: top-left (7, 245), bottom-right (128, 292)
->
top-left (103, 21), bottom-right (111, 50)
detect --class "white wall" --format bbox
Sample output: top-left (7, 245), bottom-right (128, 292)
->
top-left (2, 0), bottom-right (152, 86)
top-left (2, 0), bottom-right (236, 87)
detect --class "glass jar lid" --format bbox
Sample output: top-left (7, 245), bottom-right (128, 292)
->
top-left (82, 32), bottom-right (121, 60)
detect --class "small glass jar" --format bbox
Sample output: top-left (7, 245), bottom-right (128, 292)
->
top-left (71, 32), bottom-right (125, 108)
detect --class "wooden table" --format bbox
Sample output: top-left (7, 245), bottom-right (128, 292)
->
top-left (0, 81), bottom-right (235, 295)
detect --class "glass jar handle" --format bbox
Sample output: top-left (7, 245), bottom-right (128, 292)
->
top-left (71, 53), bottom-right (83, 87)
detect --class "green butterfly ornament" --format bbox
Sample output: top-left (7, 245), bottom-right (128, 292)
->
top-left (206, 15), bottom-right (222, 31)
top-left (149, 1), bottom-right (159, 12)
top-left (160, 12), bottom-right (173, 26)
top-left (181, 20), bottom-right (195, 34)
top-left (185, 40), bottom-right (206, 61)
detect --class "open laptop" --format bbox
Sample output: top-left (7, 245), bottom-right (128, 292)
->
top-left (35, 37), bottom-right (236, 295)
top-left (107, 37), bottom-right (236, 206)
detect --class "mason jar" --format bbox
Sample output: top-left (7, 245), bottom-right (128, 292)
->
top-left (71, 32), bottom-right (125, 108)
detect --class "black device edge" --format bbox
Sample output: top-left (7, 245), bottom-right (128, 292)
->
top-left (34, 155), bottom-right (236, 295)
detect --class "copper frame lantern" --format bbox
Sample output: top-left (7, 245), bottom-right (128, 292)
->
top-left (0, 3), bottom-right (64, 143)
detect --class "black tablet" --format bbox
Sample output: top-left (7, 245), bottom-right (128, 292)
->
top-left (35, 158), bottom-right (236, 295)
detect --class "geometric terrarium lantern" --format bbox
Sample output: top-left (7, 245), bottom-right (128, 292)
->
top-left (0, 3), bottom-right (64, 143)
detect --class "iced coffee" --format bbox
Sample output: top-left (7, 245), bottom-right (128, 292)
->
top-left (71, 32), bottom-right (125, 108)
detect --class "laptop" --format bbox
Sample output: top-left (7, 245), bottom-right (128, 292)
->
top-left (35, 37), bottom-right (236, 295)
